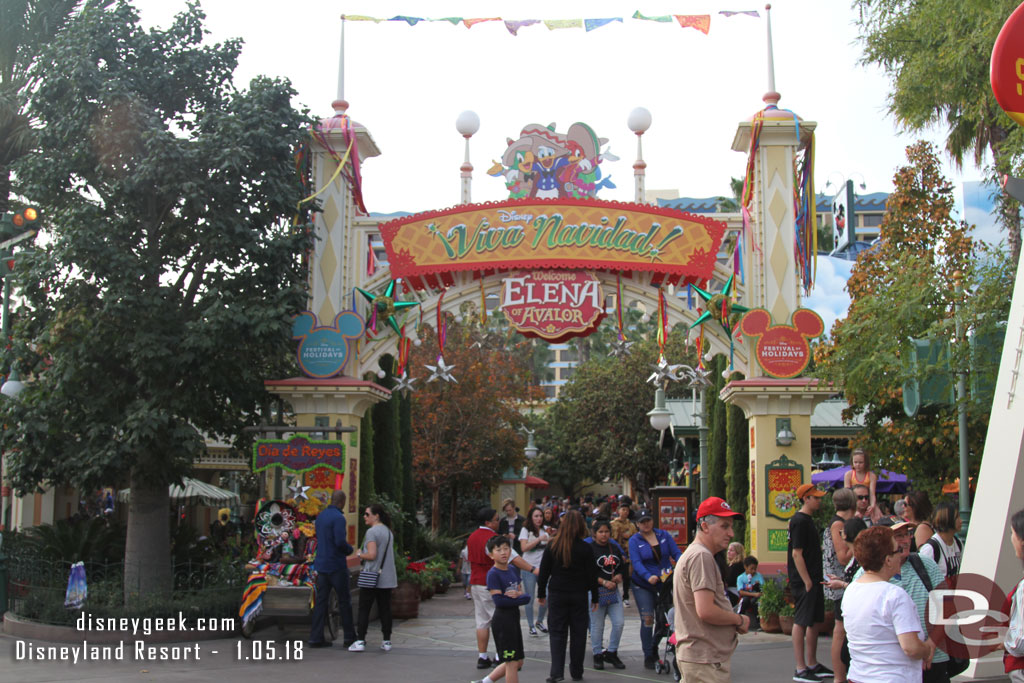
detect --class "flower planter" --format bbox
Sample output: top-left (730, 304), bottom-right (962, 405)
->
top-left (435, 577), bottom-right (450, 595)
top-left (761, 613), bottom-right (781, 633)
top-left (779, 615), bottom-right (794, 636)
top-left (391, 580), bottom-right (420, 619)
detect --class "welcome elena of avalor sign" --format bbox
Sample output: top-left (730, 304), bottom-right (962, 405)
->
top-left (380, 198), bottom-right (725, 281)
top-left (502, 270), bottom-right (605, 342)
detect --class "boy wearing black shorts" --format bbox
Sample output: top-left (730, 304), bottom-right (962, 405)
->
top-left (474, 535), bottom-right (529, 683)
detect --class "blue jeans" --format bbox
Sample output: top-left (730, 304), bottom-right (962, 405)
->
top-left (633, 584), bottom-right (658, 658)
top-left (589, 595), bottom-right (624, 654)
top-left (520, 569), bottom-right (547, 627)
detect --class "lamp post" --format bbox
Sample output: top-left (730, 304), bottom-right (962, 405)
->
top-left (953, 270), bottom-right (971, 535)
top-left (656, 364), bottom-right (712, 499)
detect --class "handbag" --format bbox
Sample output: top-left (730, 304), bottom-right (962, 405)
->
top-left (357, 531), bottom-right (391, 589)
top-left (598, 582), bottom-right (619, 607)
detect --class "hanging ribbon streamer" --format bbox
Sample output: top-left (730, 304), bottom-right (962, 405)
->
top-left (297, 137), bottom-right (353, 210)
top-left (656, 288), bottom-right (668, 357)
top-left (397, 327), bottom-right (411, 375)
top-left (436, 289), bottom-right (447, 358)
top-left (310, 114), bottom-right (366, 214)
top-left (425, 290), bottom-right (457, 382)
top-left (616, 274), bottom-right (626, 340)
top-left (697, 324), bottom-right (706, 369)
top-left (792, 131), bottom-right (817, 293)
top-left (687, 283), bottom-right (694, 310)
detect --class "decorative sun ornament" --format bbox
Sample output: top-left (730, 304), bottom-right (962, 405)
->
top-left (393, 369), bottom-right (418, 395)
top-left (425, 356), bottom-right (457, 383)
top-left (688, 274), bottom-right (749, 341)
top-left (356, 279), bottom-right (419, 336)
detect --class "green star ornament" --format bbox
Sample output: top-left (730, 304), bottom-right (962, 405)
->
top-left (356, 279), bottom-right (419, 336)
top-left (688, 275), bottom-right (749, 341)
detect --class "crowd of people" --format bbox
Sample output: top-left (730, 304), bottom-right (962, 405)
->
top-left (300, 471), bottom-right (1024, 683)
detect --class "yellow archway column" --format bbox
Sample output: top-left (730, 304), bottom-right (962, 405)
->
top-left (721, 379), bottom-right (832, 566)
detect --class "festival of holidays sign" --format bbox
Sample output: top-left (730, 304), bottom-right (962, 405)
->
top-left (379, 198), bottom-right (725, 281)
top-left (501, 270), bottom-right (605, 342)
top-left (253, 435), bottom-right (345, 475)
top-left (741, 309), bottom-right (824, 379)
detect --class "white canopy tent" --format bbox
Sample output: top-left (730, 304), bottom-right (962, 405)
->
top-left (117, 477), bottom-right (240, 507)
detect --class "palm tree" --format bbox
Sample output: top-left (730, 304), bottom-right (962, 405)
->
top-left (0, 0), bottom-right (102, 211)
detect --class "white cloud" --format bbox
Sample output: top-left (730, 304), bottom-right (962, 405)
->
top-left (804, 256), bottom-right (854, 338)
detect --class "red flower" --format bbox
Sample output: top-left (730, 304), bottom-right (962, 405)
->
top-left (406, 561), bottom-right (426, 573)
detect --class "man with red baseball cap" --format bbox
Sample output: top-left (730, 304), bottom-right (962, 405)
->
top-left (672, 496), bottom-right (749, 682)
top-left (789, 483), bottom-right (833, 682)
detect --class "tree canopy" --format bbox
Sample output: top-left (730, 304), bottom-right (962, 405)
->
top-left (409, 314), bottom-right (541, 530)
top-left (853, 0), bottom-right (1024, 262)
top-left (3, 1), bottom-right (313, 596)
top-left (815, 141), bottom-right (1011, 498)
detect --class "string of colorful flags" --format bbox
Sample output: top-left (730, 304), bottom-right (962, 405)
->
top-left (342, 10), bottom-right (760, 35)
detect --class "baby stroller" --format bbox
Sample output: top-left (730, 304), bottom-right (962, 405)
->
top-left (653, 581), bottom-right (680, 681)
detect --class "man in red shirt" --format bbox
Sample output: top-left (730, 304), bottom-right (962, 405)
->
top-left (468, 506), bottom-right (540, 670)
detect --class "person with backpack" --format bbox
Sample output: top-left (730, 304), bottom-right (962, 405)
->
top-left (918, 503), bottom-right (963, 581)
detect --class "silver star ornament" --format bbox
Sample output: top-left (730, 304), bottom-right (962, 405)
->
top-left (608, 337), bottom-right (634, 358)
top-left (425, 356), bottom-right (458, 383)
top-left (647, 356), bottom-right (682, 385)
top-left (287, 480), bottom-right (311, 502)
top-left (393, 370), bottom-right (418, 395)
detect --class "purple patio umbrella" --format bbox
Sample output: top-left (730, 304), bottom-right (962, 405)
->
top-left (811, 466), bottom-right (909, 494)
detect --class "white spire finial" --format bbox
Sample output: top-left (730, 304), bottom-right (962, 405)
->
top-left (763, 4), bottom-right (780, 107)
top-left (334, 16), bottom-right (348, 113)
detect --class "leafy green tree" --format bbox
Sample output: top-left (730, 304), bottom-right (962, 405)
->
top-left (815, 141), bottom-right (1011, 499)
top-left (854, 0), bottom-right (1023, 263)
top-left (725, 380), bottom-right (748, 540)
top-left (706, 354), bottom-right (728, 499)
top-left (532, 400), bottom-right (599, 498)
top-left (543, 332), bottom-right (697, 505)
top-left (3, 3), bottom-right (312, 598)
top-left (398, 390), bottom-right (416, 548)
top-left (358, 410), bottom-right (375, 538)
top-left (409, 317), bottom-right (539, 530)
top-left (372, 355), bottom-right (401, 518)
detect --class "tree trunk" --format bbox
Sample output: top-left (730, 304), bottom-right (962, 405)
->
top-left (449, 482), bottom-right (458, 532)
top-left (124, 468), bottom-right (172, 603)
top-left (431, 485), bottom-right (441, 532)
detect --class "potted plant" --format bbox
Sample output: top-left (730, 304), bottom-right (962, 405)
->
top-left (778, 602), bottom-right (796, 636)
top-left (391, 559), bottom-right (426, 619)
top-left (426, 556), bottom-right (451, 594)
top-left (758, 576), bottom-right (785, 633)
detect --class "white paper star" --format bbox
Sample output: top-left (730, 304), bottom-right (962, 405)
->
top-left (393, 370), bottom-right (418, 395)
top-left (425, 356), bottom-right (458, 383)
top-left (287, 480), bottom-right (311, 502)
